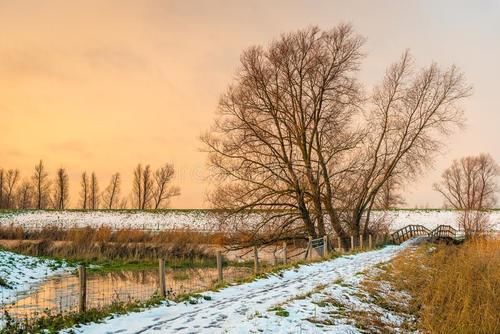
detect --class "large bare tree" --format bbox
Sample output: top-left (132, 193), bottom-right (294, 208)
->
top-left (32, 160), bottom-right (51, 209)
top-left (153, 163), bottom-right (180, 209)
top-left (102, 173), bottom-right (121, 209)
top-left (203, 25), bottom-right (470, 246)
top-left (53, 167), bottom-right (69, 210)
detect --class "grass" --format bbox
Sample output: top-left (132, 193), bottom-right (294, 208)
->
top-left (384, 237), bottom-right (500, 334)
top-left (0, 225), bottom-right (217, 264)
top-left (0, 276), bottom-right (10, 288)
top-left (268, 306), bottom-right (289, 317)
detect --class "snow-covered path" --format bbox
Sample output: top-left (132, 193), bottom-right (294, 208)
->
top-left (68, 243), bottom-right (411, 334)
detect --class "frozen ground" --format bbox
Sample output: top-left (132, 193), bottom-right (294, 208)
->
top-left (65, 241), bottom-right (416, 334)
top-left (1, 209), bottom-right (499, 232)
top-left (0, 250), bottom-right (72, 304)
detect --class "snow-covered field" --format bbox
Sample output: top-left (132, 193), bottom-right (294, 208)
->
top-left (0, 209), bottom-right (499, 232)
top-left (0, 250), bottom-right (72, 304)
top-left (64, 241), bottom-right (416, 334)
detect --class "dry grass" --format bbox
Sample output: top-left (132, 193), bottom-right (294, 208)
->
top-left (0, 225), bottom-right (223, 262)
top-left (386, 238), bottom-right (500, 334)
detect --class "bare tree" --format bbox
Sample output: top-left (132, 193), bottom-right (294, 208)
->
top-left (153, 163), bottom-right (180, 209)
top-left (16, 180), bottom-right (34, 209)
top-left (345, 51), bottom-right (470, 239)
top-left (434, 154), bottom-right (499, 236)
top-left (80, 172), bottom-right (90, 209)
top-left (374, 176), bottom-right (406, 210)
top-left (132, 164), bottom-right (143, 209)
top-left (89, 172), bottom-right (100, 210)
top-left (203, 25), bottom-right (470, 247)
top-left (118, 197), bottom-right (128, 210)
top-left (53, 167), bottom-right (69, 210)
top-left (0, 169), bottom-right (4, 209)
top-left (32, 160), bottom-right (51, 209)
top-left (434, 154), bottom-right (499, 210)
top-left (141, 165), bottom-right (154, 209)
top-left (102, 173), bottom-right (121, 209)
top-left (2, 169), bottom-right (20, 209)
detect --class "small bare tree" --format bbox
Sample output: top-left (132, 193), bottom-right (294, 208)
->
top-left (0, 169), bottom-right (4, 209)
top-left (80, 172), bottom-right (90, 209)
top-left (141, 165), bottom-right (154, 209)
top-left (89, 172), bottom-right (100, 210)
top-left (16, 180), bottom-right (34, 209)
top-left (53, 167), bottom-right (69, 210)
top-left (374, 176), bottom-right (406, 209)
top-left (434, 153), bottom-right (499, 236)
top-left (153, 163), bottom-right (180, 209)
top-left (32, 160), bottom-right (51, 209)
top-left (102, 173), bottom-right (121, 209)
top-left (2, 169), bottom-right (20, 209)
top-left (132, 164), bottom-right (143, 209)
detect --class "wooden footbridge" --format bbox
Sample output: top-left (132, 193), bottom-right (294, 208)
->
top-left (391, 224), bottom-right (465, 244)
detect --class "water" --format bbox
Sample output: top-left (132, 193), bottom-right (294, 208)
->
top-left (1, 266), bottom-right (253, 320)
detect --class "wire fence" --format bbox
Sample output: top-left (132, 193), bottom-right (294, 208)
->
top-left (0, 233), bottom-right (386, 327)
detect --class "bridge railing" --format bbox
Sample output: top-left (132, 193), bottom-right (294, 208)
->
top-left (391, 224), bottom-right (430, 244)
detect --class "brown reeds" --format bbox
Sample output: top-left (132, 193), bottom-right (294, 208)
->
top-left (388, 238), bottom-right (500, 334)
top-left (0, 225), bottom-right (224, 262)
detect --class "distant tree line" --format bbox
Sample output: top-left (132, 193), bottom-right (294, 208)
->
top-left (0, 161), bottom-right (180, 210)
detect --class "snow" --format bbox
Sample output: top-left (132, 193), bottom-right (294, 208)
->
top-left (64, 240), bottom-right (416, 334)
top-left (0, 250), bottom-right (72, 304)
top-left (1, 210), bottom-right (498, 233)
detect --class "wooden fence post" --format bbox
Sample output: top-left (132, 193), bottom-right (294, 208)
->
top-left (323, 235), bottom-right (328, 258)
top-left (253, 246), bottom-right (260, 274)
top-left (78, 265), bottom-right (87, 313)
top-left (282, 241), bottom-right (287, 264)
top-left (359, 234), bottom-right (363, 250)
top-left (216, 251), bottom-right (223, 283)
top-left (369, 234), bottom-right (373, 249)
top-left (159, 259), bottom-right (166, 298)
top-left (350, 235), bottom-right (354, 251)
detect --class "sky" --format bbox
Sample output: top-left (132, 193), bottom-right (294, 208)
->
top-left (0, 0), bottom-right (499, 209)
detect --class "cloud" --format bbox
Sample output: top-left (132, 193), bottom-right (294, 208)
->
top-left (84, 46), bottom-right (151, 72)
top-left (49, 140), bottom-right (93, 159)
top-left (0, 48), bottom-right (75, 81)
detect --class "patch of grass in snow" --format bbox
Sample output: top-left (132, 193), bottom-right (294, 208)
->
top-left (268, 306), bottom-right (289, 317)
top-left (175, 292), bottom-right (212, 304)
top-left (0, 276), bottom-right (11, 288)
top-left (312, 297), bottom-right (345, 309)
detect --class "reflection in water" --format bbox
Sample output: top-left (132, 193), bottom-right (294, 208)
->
top-left (1, 267), bottom-right (252, 320)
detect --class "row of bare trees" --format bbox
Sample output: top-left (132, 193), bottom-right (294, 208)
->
top-left (203, 24), bottom-right (472, 246)
top-left (0, 161), bottom-right (180, 210)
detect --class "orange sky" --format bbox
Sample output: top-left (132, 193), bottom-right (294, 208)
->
top-left (1, 0), bottom-right (499, 208)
